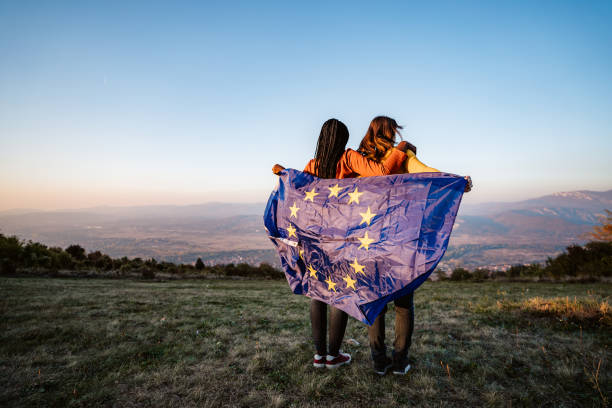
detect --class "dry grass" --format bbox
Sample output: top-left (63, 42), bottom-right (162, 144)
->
top-left (0, 278), bottom-right (610, 407)
top-left (497, 295), bottom-right (611, 328)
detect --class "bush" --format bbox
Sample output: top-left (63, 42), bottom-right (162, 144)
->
top-left (258, 262), bottom-right (282, 278)
top-left (141, 267), bottom-right (155, 279)
top-left (52, 251), bottom-right (74, 270)
top-left (545, 241), bottom-right (612, 278)
top-left (0, 234), bottom-right (23, 262)
top-left (97, 255), bottom-right (113, 270)
top-left (505, 264), bottom-right (540, 279)
top-left (450, 267), bottom-right (471, 281)
top-left (119, 263), bottom-right (132, 275)
top-left (0, 259), bottom-right (17, 275)
top-left (472, 268), bottom-right (490, 281)
top-left (145, 258), bottom-right (158, 268)
top-left (433, 269), bottom-right (449, 281)
top-left (66, 245), bottom-right (86, 261)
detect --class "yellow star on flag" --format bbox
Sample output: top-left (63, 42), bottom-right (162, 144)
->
top-left (359, 206), bottom-right (377, 226)
top-left (299, 248), bottom-right (304, 260)
top-left (286, 224), bottom-right (297, 238)
top-left (347, 187), bottom-right (364, 205)
top-left (289, 202), bottom-right (300, 218)
top-left (349, 258), bottom-right (366, 275)
top-left (358, 231), bottom-right (375, 250)
top-left (343, 275), bottom-right (357, 290)
top-left (325, 276), bottom-right (337, 292)
top-left (307, 264), bottom-right (317, 278)
top-left (304, 188), bottom-right (319, 202)
top-left (327, 184), bottom-right (343, 198)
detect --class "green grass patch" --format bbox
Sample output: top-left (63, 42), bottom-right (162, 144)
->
top-left (0, 278), bottom-right (609, 407)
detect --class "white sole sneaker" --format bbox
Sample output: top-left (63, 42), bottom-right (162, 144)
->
top-left (375, 363), bottom-right (393, 375)
top-left (392, 364), bottom-right (411, 375)
top-left (313, 354), bottom-right (326, 368)
top-left (326, 353), bottom-right (351, 369)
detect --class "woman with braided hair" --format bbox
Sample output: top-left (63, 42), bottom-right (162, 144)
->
top-left (272, 118), bottom-right (410, 369)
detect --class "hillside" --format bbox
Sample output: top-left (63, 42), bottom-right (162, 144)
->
top-left (0, 189), bottom-right (610, 269)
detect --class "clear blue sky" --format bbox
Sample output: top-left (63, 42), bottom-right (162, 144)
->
top-left (1, 0), bottom-right (611, 210)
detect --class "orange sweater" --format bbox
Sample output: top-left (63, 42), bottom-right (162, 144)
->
top-left (303, 148), bottom-right (406, 178)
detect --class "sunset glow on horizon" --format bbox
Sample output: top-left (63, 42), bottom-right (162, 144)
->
top-left (1, 1), bottom-right (611, 211)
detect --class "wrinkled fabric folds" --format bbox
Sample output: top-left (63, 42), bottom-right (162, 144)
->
top-left (263, 169), bottom-right (465, 325)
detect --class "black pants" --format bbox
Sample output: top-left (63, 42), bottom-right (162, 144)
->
top-left (310, 299), bottom-right (348, 357)
top-left (367, 292), bottom-right (414, 365)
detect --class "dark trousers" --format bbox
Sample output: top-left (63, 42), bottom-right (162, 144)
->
top-left (367, 292), bottom-right (414, 364)
top-left (310, 299), bottom-right (348, 357)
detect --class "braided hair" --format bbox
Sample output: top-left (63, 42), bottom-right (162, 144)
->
top-left (313, 119), bottom-right (350, 179)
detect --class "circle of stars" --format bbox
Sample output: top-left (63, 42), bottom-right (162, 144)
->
top-left (284, 183), bottom-right (379, 293)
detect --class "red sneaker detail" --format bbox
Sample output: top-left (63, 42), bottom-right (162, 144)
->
top-left (313, 355), bottom-right (326, 368)
top-left (326, 352), bottom-right (351, 369)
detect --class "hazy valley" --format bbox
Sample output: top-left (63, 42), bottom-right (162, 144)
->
top-left (1, 190), bottom-right (610, 270)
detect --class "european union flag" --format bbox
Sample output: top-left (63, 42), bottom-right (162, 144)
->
top-left (263, 169), bottom-right (466, 325)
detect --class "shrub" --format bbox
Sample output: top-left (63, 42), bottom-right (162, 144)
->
top-left (0, 259), bottom-right (17, 275)
top-left (119, 263), bottom-right (132, 275)
top-left (141, 267), bottom-right (155, 279)
top-left (472, 268), bottom-right (490, 281)
top-left (545, 241), bottom-right (612, 278)
top-left (433, 269), bottom-right (448, 281)
top-left (258, 262), bottom-right (283, 278)
top-left (506, 264), bottom-right (544, 279)
top-left (52, 251), bottom-right (74, 270)
top-left (195, 257), bottom-right (204, 271)
top-left (97, 255), bottom-right (113, 270)
top-left (66, 245), bottom-right (86, 261)
top-left (450, 267), bottom-right (471, 281)
top-left (23, 241), bottom-right (52, 268)
top-left (144, 258), bottom-right (158, 268)
top-left (0, 234), bottom-right (23, 262)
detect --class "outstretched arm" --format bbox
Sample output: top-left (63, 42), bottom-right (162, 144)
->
top-left (404, 150), bottom-right (441, 173)
top-left (401, 150), bottom-right (472, 192)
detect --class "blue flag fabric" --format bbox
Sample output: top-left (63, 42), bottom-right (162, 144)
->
top-left (263, 169), bottom-right (466, 325)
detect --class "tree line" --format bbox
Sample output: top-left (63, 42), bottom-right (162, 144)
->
top-left (441, 241), bottom-right (611, 281)
top-left (0, 234), bottom-right (283, 280)
top-left (442, 210), bottom-right (612, 281)
top-left (1, 231), bottom-right (610, 282)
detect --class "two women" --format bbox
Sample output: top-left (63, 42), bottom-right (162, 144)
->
top-left (273, 118), bottom-right (410, 369)
top-left (272, 116), bottom-right (471, 373)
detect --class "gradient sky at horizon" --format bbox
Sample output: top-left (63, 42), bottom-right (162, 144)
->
top-left (1, 1), bottom-right (611, 211)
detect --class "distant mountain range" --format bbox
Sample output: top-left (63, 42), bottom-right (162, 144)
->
top-left (443, 189), bottom-right (611, 269)
top-left (1, 189), bottom-right (610, 270)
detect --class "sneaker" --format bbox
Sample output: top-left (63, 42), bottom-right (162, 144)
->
top-left (313, 354), bottom-right (326, 368)
top-left (326, 351), bottom-right (351, 369)
top-left (392, 362), bottom-right (411, 375)
top-left (374, 356), bottom-right (393, 375)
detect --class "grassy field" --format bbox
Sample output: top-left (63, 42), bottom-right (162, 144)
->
top-left (0, 278), bottom-right (609, 407)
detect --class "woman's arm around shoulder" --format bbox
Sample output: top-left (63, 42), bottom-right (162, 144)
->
top-left (403, 150), bottom-right (440, 173)
top-left (344, 147), bottom-right (406, 177)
